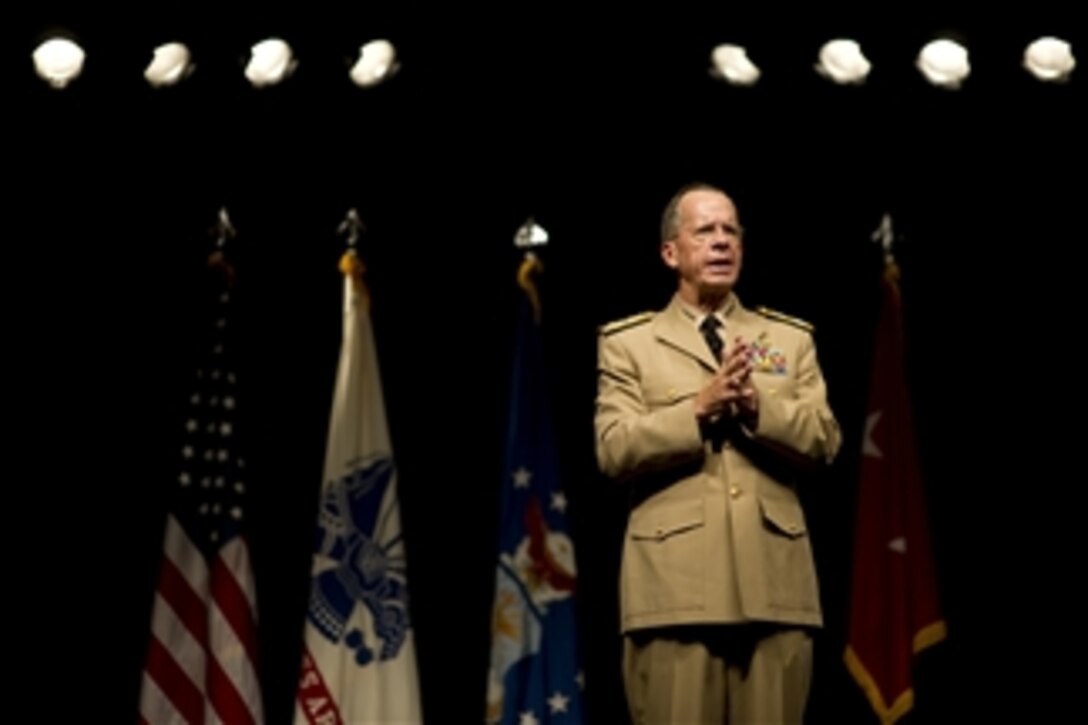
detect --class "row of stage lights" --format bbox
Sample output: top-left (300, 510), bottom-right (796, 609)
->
top-left (32, 35), bottom-right (1076, 91)
top-left (33, 37), bottom-right (400, 89)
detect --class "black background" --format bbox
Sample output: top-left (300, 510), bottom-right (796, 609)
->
top-left (11, 4), bottom-right (1085, 723)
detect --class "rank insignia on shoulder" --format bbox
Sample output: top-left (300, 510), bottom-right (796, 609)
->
top-left (756, 306), bottom-right (814, 332)
top-left (599, 311), bottom-right (654, 335)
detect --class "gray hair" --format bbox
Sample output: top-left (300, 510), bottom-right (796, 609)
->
top-left (660, 182), bottom-right (733, 242)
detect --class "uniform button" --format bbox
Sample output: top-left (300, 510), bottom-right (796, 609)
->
top-left (768, 387), bottom-right (778, 395)
top-left (729, 486), bottom-right (741, 498)
top-left (655, 527), bottom-right (663, 537)
top-left (667, 387), bottom-right (677, 398)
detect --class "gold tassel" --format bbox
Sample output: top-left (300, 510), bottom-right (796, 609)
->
top-left (206, 250), bottom-right (236, 289)
top-left (517, 253), bottom-right (543, 323)
top-left (884, 259), bottom-right (901, 303)
top-left (339, 249), bottom-right (371, 310)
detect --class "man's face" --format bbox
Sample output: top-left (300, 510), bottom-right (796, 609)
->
top-left (662, 190), bottom-right (743, 299)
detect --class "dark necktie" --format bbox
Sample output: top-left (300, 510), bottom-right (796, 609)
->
top-left (700, 315), bottom-right (724, 363)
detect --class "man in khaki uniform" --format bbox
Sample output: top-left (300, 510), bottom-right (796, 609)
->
top-left (595, 183), bottom-right (841, 724)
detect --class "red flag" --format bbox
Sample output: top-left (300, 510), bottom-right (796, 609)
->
top-left (845, 261), bottom-right (946, 724)
top-left (139, 261), bottom-right (264, 725)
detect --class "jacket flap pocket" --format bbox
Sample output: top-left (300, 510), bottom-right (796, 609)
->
top-left (630, 499), bottom-right (705, 541)
top-left (759, 496), bottom-right (807, 539)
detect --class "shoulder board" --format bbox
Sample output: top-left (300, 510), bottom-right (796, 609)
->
top-left (599, 311), bottom-right (654, 336)
top-left (756, 306), bottom-right (814, 332)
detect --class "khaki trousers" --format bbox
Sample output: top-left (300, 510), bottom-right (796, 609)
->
top-left (623, 625), bottom-right (813, 725)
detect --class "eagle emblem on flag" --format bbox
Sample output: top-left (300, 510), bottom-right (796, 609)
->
top-left (308, 454), bottom-right (411, 666)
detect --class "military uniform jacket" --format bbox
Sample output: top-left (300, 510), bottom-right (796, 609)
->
top-left (595, 293), bottom-right (841, 632)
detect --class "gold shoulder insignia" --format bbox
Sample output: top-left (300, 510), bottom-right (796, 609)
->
top-left (756, 306), bottom-right (814, 332)
top-left (599, 311), bottom-right (654, 336)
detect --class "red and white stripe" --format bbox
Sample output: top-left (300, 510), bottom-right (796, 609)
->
top-left (139, 516), bottom-right (263, 725)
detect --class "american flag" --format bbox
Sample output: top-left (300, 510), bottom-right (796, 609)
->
top-left (139, 272), bottom-right (264, 725)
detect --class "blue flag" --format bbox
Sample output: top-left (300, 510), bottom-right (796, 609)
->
top-left (486, 255), bottom-right (584, 725)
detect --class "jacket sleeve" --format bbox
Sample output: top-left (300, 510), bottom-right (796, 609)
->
top-left (744, 331), bottom-right (841, 467)
top-left (594, 331), bottom-right (705, 481)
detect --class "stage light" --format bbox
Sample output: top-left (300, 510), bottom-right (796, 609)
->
top-left (916, 39), bottom-right (970, 88)
top-left (709, 44), bottom-right (760, 86)
top-left (1023, 37), bottom-right (1075, 81)
top-left (245, 38), bottom-right (296, 87)
top-left (32, 37), bottom-right (85, 89)
top-left (514, 218), bottom-right (549, 248)
top-left (145, 42), bottom-right (193, 87)
top-left (350, 39), bottom-right (399, 88)
top-left (816, 39), bottom-right (871, 84)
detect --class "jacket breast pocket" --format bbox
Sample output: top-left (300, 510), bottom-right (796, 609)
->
top-left (624, 498), bottom-right (706, 615)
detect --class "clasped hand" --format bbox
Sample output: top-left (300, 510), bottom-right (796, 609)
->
top-left (694, 336), bottom-right (758, 424)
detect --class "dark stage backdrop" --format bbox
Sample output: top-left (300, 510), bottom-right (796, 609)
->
top-left (11, 6), bottom-right (1084, 723)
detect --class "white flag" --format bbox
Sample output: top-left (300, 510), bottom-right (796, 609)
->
top-left (295, 252), bottom-right (422, 724)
